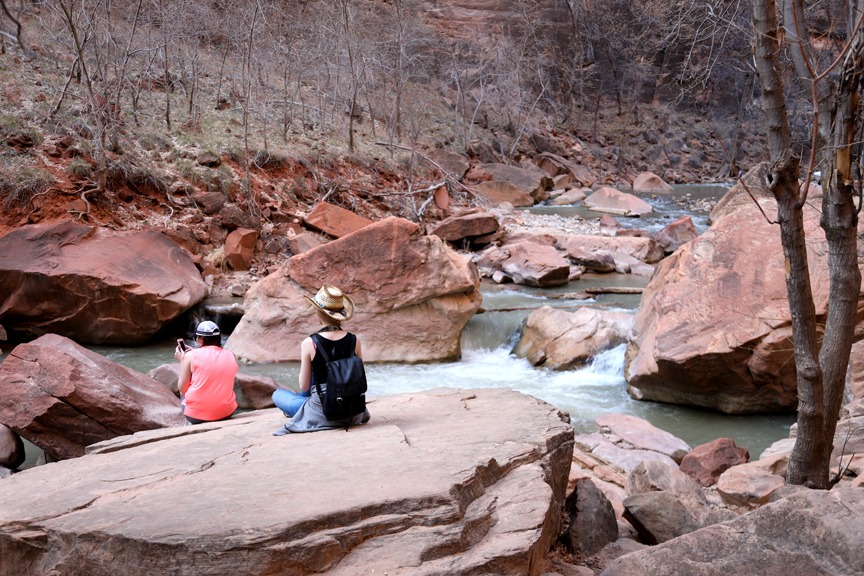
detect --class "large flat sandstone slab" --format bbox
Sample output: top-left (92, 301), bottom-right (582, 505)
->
top-left (0, 388), bottom-right (573, 576)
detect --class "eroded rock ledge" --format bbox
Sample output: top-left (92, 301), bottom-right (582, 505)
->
top-left (0, 388), bottom-right (574, 576)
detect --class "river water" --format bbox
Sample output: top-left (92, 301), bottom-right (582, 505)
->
top-left (4, 184), bottom-right (797, 467)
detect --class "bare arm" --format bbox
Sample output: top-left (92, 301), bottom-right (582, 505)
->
top-left (178, 350), bottom-right (194, 396)
top-left (298, 337), bottom-right (315, 392)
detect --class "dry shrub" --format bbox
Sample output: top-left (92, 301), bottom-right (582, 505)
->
top-left (67, 157), bottom-right (93, 179)
top-left (0, 162), bottom-right (55, 209)
top-left (205, 245), bottom-right (227, 271)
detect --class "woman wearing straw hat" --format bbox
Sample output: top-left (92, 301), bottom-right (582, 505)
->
top-left (272, 285), bottom-right (371, 434)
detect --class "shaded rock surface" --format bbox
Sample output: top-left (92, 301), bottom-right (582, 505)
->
top-left (227, 217), bottom-right (481, 363)
top-left (622, 491), bottom-right (701, 544)
top-left (0, 334), bottom-right (184, 459)
top-left (564, 478), bottom-right (619, 556)
top-left (0, 424), bottom-right (24, 469)
top-left (0, 388), bottom-right (574, 576)
top-left (0, 221), bottom-right (207, 345)
top-left (601, 488), bottom-right (864, 576)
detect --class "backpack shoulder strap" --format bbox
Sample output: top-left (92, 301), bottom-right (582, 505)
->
top-left (310, 332), bottom-right (331, 363)
top-left (309, 333), bottom-right (328, 405)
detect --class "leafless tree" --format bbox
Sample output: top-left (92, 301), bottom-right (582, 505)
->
top-left (0, 0), bottom-right (25, 52)
top-left (751, 0), bottom-right (864, 488)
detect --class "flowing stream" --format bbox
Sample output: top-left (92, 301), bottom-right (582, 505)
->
top-left (5, 183), bottom-right (797, 467)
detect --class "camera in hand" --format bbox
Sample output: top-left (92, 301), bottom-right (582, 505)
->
top-left (177, 338), bottom-right (188, 352)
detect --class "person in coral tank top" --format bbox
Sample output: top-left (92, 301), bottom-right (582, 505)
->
top-left (175, 320), bottom-right (238, 424)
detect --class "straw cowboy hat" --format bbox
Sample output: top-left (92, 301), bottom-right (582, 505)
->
top-left (304, 285), bottom-right (355, 321)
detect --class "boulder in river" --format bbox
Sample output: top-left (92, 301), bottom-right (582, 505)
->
top-left (513, 307), bottom-right (633, 370)
top-left (0, 388), bottom-right (574, 576)
top-left (0, 221), bottom-right (207, 345)
top-left (0, 334), bottom-right (185, 459)
top-left (625, 164), bottom-right (864, 413)
top-left (227, 217), bottom-right (481, 363)
top-left (584, 187), bottom-right (653, 216)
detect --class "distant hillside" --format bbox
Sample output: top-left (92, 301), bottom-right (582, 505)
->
top-left (0, 0), bottom-right (768, 250)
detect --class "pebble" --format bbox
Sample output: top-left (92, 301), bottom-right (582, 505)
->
top-left (506, 211), bottom-right (601, 236)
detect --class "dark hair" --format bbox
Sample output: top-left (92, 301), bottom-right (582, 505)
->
top-left (199, 334), bottom-right (222, 347)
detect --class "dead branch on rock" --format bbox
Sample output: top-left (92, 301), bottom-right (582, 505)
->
top-left (373, 141), bottom-right (480, 200)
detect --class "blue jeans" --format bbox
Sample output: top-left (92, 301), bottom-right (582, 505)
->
top-left (272, 388), bottom-right (311, 417)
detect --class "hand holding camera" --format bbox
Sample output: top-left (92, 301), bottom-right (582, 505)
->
top-left (175, 338), bottom-right (188, 361)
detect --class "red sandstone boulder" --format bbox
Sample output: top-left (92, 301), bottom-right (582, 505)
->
top-left (474, 240), bottom-right (571, 287)
top-left (0, 388), bottom-right (574, 575)
top-left (0, 221), bottom-right (207, 345)
top-left (430, 149), bottom-right (470, 180)
top-left (513, 307), bottom-right (633, 369)
top-left (633, 171), bottom-right (674, 193)
top-left (481, 162), bottom-right (552, 203)
top-left (225, 227), bottom-right (258, 271)
top-left (535, 152), bottom-right (598, 187)
top-left (557, 234), bottom-right (665, 265)
top-left (303, 201), bottom-right (373, 238)
top-left (624, 164), bottom-right (864, 414)
top-left (599, 215), bottom-right (625, 236)
top-left (226, 217), bottom-right (481, 363)
top-left (430, 211), bottom-right (500, 242)
top-left (584, 187), bottom-right (653, 216)
top-left (547, 188), bottom-right (587, 206)
top-left (0, 424), bottom-right (25, 469)
top-left (0, 334), bottom-right (184, 459)
top-left (500, 241), bottom-right (571, 287)
top-left (472, 180), bottom-right (534, 207)
top-left (847, 339), bottom-right (864, 401)
top-left (653, 215), bottom-right (698, 254)
top-left (680, 438), bottom-right (750, 487)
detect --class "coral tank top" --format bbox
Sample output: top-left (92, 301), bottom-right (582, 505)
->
top-left (184, 346), bottom-right (238, 421)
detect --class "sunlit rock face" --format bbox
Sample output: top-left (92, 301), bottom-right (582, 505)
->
top-left (227, 217), bottom-right (481, 363)
top-left (625, 165), bottom-right (864, 414)
top-left (0, 221), bottom-right (207, 345)
top-left (0, 388), bottom-right (574, 576)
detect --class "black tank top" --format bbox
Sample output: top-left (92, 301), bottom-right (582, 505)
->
top-left (311, 333), bottom-right (357, 385)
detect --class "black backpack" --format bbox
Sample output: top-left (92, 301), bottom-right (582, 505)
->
top-left (310, 333), bottom-right (367, 428)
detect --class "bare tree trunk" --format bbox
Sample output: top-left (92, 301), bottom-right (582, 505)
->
top-left (158, 0), bottom-right (171, 130)
top-left (752, 0), bottom-right (864, 488)
top-left (341, 0), bottom-right (358, 153)
top-left (215, 43), bottom-right (230, 108)
top-left (242, 0), bottom-right (261, 217)
top-left (54, 0), bottom-right (108, 194)
top-left (0, 0), bottom-right (25, 52)
top-left (812, 3), bottom-right (864, 485)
